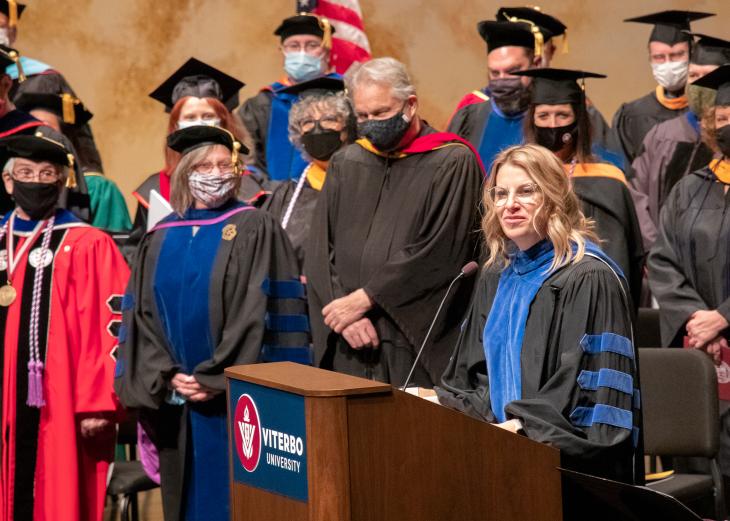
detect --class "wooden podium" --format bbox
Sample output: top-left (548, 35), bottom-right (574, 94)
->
top-left (225, 362), bottom-right (563, 521)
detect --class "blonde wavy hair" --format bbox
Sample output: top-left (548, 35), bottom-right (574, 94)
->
top-left (483, 144), bottom-right (598, 272)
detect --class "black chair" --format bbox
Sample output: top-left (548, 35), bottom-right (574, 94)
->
top-left (636, 307), bottom-right (662, 348)
top-left (639, 348), bottom-right (726, 520)
top-left (107, 415), bottom-right (159, 521)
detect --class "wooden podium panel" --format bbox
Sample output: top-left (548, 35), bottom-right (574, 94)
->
top-left (226, 362), bottom-right (562, 521)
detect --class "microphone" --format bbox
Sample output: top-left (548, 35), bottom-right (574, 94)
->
top-left (400, 261), bottom-right (479, 391)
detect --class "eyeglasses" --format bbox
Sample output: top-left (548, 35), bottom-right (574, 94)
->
top-left (12, 167), bottom-right (60, 183)
top-left (282, 41), bottom-right (322, 54)
top-left (301, 116), bottom-right (342, 133)
top-left (192, 161), bottom-right (235, 175)
top-left (488, 183), bottom-right (541, 207)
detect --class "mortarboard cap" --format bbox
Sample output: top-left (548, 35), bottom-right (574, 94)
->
top-left (512, 68), bottom-right (606, 105)
top-left (0, 1), bottom-right (25, 28)
top-left (0, 43), bottom-right (22, 78)
top-left (687, 33), bottom-right (730, 66)
top-left (167, 125), bottom-right (249, 157)
top-left (624, 10), bottom-right (714, 46)
top-left (692, 64), bottom-right (730, 106)
top-left (14, 92), bottom-right (93, 126)
top-left (478, 20), bottom-right (538, 55)
top-left (279, 75), bottom-right (345, 97)
top-left (274, 14), bottom-right (335, 49)
top-left (0, 131), bottom-right (77, 187)
top-left (496, 7), bottom-right (566, 41)
top-left (149, 58), bottom-right (245, 113)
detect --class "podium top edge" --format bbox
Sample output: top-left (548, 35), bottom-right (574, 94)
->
top-left (224, 362), bottom-right (392, 397)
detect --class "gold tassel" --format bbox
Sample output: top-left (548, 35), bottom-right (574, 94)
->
top-left (65, 154), bottom-right (76, 188)
top-left (562, 30), bottom-right (569, 54)
top-left (319, 16), bottom-right (332, 50)
top-left (507, 16), bottom-right (543, 58)
top-left (8, 49), bottom-right (24, 82)
top-left (61, 93), bottom-right (76, 124)
top-left (8, 0), bottom-right (17, 29)
top-left (531, 26), bottom-right (543, 58)
top-left (232, 141), bottom-right (241, 174)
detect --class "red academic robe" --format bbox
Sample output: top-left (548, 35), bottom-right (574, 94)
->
top-left (0, 210), bottom-right (129, 521)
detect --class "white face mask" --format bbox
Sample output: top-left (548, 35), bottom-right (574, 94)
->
top-left (0, 28), bottom-right (10, 47)
top-left (651, 60), bottom-right (689, 92)
top-left (177, 117), bottom-right (221, 130)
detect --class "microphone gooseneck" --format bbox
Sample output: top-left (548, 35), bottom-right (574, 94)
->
top-left (400, 261), bottom-right (479, 391)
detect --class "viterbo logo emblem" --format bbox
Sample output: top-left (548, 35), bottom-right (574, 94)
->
top-left (234, 394), bottom-right (261, 472)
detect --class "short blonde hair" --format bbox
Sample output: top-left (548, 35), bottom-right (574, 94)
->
top-left (483, 144), bottom-right (597, 272)
top-left (169, 144), bottom-right (241, 215)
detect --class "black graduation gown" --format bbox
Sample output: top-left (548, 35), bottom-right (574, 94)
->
top-left (237, 91), bottom-right (272, 175)
top-left (262, 177), bottom-right (320, 271)
top-left (11, 72), bottom-right (103, 174)
top-left (436, 257), bottom-right (644, 484)
top-left (609, 90), bottom-right (688, 176)
top-left (114, 203), bottom-right (307, 520)
top-left (306, 125), bottom-right (483, 385)
top-left (572, 173), bottom-right (645, 311)
top-left (648, 167), bottom-right (730, 346)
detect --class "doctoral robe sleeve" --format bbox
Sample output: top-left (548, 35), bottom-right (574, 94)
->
top-left (361, 146), bottom-right (482, 348)
top-left (504, 262), bottom-right (639, 479)
top-left (648, 185), bottom-right (709, 345)
top-left (85, 175), bottom-right (133, 232)
top-left (114, 234), bottom-right (180, 409)
top-left (435, 269), bottom-right (498, 422)
top-left (70, 231), bottom-right (130, 416)
top-left (630, 128), bottom-right (660, 248)
top-left (192, 211), bottom-right (307, 391)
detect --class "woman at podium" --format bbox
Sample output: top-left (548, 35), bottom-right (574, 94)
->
top-left (114, 126), bottom-right (308, 520)
top-left (437, 144), bottom-right (643, 484)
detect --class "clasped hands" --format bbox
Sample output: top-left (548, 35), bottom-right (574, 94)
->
top-left (686, 309), bottom-right (730, 365)
top-left (322, 289), bottom-right (379, 349)
top-left (171, 373), bottom-right (220, 402)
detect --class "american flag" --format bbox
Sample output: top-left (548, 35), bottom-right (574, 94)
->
top-left (297, 0), bottom-right (372, 74)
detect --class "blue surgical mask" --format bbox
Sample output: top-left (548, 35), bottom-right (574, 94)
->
top-left (284, 52), bottom-right (323, 83)
top-left (177, 118), bottom-right (221, 130)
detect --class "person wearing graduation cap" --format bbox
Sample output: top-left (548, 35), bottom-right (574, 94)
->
top-left (115, 125), bottom-right (308, 521)
top-left (14, 91), bottom-right (132, 232)
top-left (436, 144), bottom-right (643, 485)
top-left (0, 0), bottom-right (106, 176)
top-left (237, 13), bottom-right (341, 182)
top-left (631, 33), bottom-right (730, 249)
top-left (650, 64), bottom-right (730, 353)
top-left (127, 58), bottom-right (261, 253)
top-left (609, 10), bottom-right (715, 175)
top-left (0, 133), bottom-right (129, 521)
top-left (447, 7), bottom-right (614, 170)
top-left (306, 57), bottom-right (483, 386)
top-left (262, 76), bottom-right (354, 269)
top-left (0, 43), bottom-right (93, 222)
top-left (516, 67), bottom-right (645, 311)
top-left (649, 65), bottom-right (730, 481)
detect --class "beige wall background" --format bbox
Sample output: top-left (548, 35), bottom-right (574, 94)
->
top-left (15, 0), bottom-right (730, 212)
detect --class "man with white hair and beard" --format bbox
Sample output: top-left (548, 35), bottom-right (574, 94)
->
top-left (306, 57), bottom-right (482, 386)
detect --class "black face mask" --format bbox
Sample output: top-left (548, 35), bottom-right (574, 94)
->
top-left (489, 78), bottom-right (531, 116)
top-left (357, 109), bottom-right (411, 152)
top-left (301, 128), bottom-right (343, 161)
top-left (12, 180), bottom-right (61, 220)
top-left (717, 124), bottom-right (730, 158)
top-left (535, 121), bottom-right (579, 153)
